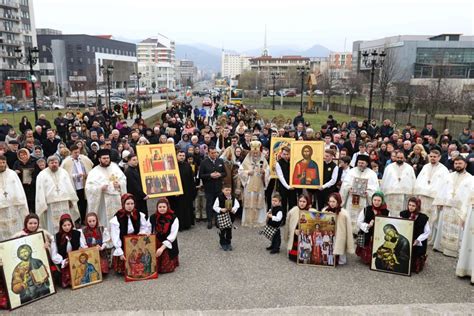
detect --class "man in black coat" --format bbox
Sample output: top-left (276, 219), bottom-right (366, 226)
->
top-left (41, 129), bottom-right (60, 158)
top-left (168, 150), bottom-right (197, 231)
top-left (124, 154), bottom-right (148, 217)
top-left (198, 146), bottom-right (226, 229)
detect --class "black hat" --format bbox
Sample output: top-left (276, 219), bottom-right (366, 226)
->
top-left (356, 154), bottom-right (370, 164)
top-left (96, 149), bottom-right (111, 158)
top-left (8, 140), bottom-right (19, 145)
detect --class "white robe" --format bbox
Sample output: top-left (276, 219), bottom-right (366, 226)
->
top-left (85, 163), bottom-right (127, 228)
top-left (456, 177), bottom-right (474, 282)
top-left (238, 154), bottom-right (270, 228)
top-left (432, 171), bottom-right (472, 257)
top-left (36, 167), bottom-right (80, 233)
top-left (413, 162), bottom-right (450, 244)
top-left (0, 168), bottom-right (29, 240)
top-left (340, 167), bottom-right (379, 233)
top-left (381, 162), bottom-right (416, 214)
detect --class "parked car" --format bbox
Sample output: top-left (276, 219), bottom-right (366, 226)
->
top-left (0, 102), bottom-right (15, 112)
top-left (285, 90), bottom-right (296, 97)
top-left (51, 103), bottom-right (65, 110)
top-left (314, 90), bottom-right (323, 95)
top-left (110, 97), bottom-right (126, 104)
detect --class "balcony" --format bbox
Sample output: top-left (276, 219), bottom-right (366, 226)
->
top-left (0, 50), bottom-right (16, 58)
top-left (0, 24), bottom-right (20, 33)
top-left (1, 13), bottom-right (20, 21)
top-left (0, 38), bottom-right (21, 46)
top-left (0, 0), bottom-right (19, 9)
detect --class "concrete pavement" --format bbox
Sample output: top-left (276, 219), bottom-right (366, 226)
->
top-left (7, 221), bottom-right (473, 315)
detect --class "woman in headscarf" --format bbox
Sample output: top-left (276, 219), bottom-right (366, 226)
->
top-left (284, 194), bottom-right (316, 262)
top-left (323, 192), bottom-right (355, 265)
top-left (13, 148), bottom-right (37, 212)
top-left (400, 197), bottom-right (430, 273)
top-left (147, 198), bottom-right (180, 273)
top-left (80, 212), bottom-right (112, 275)
top-left (11, 213), bottom-right (53, 248)
top-left (355, 191), bottom-right (390, 265)
top-left (31, 145), bottom-right (44, 160)
top-left (109, 193), bottom-right (150, 274)
top-left (50, 214), bottom-right (87, 288)
top-left (54, 142), bottom-right (67, 164)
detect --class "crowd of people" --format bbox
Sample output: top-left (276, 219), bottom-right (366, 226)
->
top-left (0, 96), bottom-right (474, 308)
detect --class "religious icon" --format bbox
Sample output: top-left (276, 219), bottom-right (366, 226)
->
top-left (68, 247), bottom-right (102, 290)
top-left (297, 211), bottom-right (336, 267)
top-left (124, 235), bottom-right (158, 282)
top-left (352, 177), bottom-right (368, 206)
top-left (371, 216), bottom-right (414, 276)
top-left (269, 137), bottom-right (293, 178)
top-left (289, 141), bottom-right (324, 189)
top-left (136, 144), bottom-right (183, 198)
top-left (0, 232), bottom-right (55, 310)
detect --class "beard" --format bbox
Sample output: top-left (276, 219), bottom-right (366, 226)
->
top-left (100, 161), bottom-right (111, 168)
top-left (50, 166), bottom-right (58, 172)
top-left (455, 167), bottom-right (465, 173)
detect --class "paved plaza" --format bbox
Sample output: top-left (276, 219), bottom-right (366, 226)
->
top-left (7, 220), bottom-right (473, 315)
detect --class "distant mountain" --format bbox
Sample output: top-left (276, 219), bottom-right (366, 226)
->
top-left (243, 44), bottom-right (331, 58)
top-left (175, 44), bottom-right (221, 72)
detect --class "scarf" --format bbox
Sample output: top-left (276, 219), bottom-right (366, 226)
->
top-left (83, 212), bottom-right (102, 243)
top-left (155, 198), bottom-right (174, 235)
top-left (326, 192), bottom-right (342, 215)
top-left (117, 193), bottom-right (139, 222)
top-left (58, 214), bottom-right (74, 245)
top-left (407, 197), bottom-right (422, 220)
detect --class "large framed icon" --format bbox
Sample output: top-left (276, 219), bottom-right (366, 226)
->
top-left (0, 232), bottom-right (56, 310)
top-left (289, 141), bottom-right (324, 189)
top-left (297, 210), bottom-right (337, 267)
top-left (124, 235), bottom-right (158, 282)
top-left (68, 247), bottom-right (103, 290)
top-left (269, 137), bottom-right (293, 179)
top-left (371, 216), bottom-right (414, 276)
top-left (136, 144), bottom-right (183, 198)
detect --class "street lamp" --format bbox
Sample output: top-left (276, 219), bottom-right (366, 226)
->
top-left (132, 72), bottom-right (142, 102)
top-left (15, 46), bottom-right (39, 122)
top-left (270, 72), bottom-right (279, 111)
top-left (100, 64), bottom-right (114, 111)
top-left (296, 64), bottom-right (310, 114)
top-left (362, 49), bottom-right (386, 122)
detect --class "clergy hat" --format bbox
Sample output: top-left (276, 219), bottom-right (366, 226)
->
top-left (356, 154), bottom-right (370, 164)
top-left (250, 140), bottom-right (262, 151)
top-left (97, 149), bottom-right (111, 158)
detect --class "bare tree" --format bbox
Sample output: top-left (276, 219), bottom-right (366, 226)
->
top-left (238, 70), bottom-right (264, 90)
top-left (393, 82), bottom-right (420, 114)
top-left (460, 89), bottom-right (474, 119)
top-left (316, 67), bottom-right (337, 106)
top-left (343, 72), bottom-right (365, 115)
top-left (378, 48), bottom-right (400, 115)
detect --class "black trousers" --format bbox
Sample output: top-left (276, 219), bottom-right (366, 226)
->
top-left (219, 227), bottom-right (232, 246)
top-left (205, 191), bottom-right (219, 224)
top-left (314, 188), bottom-right (332, 210)
top-left (76, 189), bottom-right (87, 223)
top-left (278, 188), bottom-right (297, 214)
top-left (270, 228), bottom-right (281, 251)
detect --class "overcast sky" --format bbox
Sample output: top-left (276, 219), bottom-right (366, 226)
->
top-left (34, 0), bottom-right (474, 52)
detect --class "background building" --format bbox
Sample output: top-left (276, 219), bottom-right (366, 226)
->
top-left (329, 52), bottom-right (352, 80)
top-left (352, 34), bottom-right (474, 86)
top-left (136, 34), bottom-right (175, 89)
top-left (175, 59), bottom-right (197, 88)
top-left (221, 51), bottom-right (251, 79)
top-left (1, 0), bottom-right (38, 98)
top-left (37, 33), bottom-right (137, 96)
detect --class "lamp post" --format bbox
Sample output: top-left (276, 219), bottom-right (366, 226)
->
top-left (100, 64), bottom-right (114, 111)
top-left (15, 46), bottom-right (39, 122)
top-left (362, 49), bottom-right (385, 122)
top-left (132, 72), bottom-right (142, 102)
top-left (296, 64), bottom-right (310, 114)
top-left (270, 72), bottom-right (279, 111)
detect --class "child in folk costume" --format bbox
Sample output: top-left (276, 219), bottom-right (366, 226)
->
top-left (213, 184), bottom-right (240, 251)
top-left (81, 212), bottom-right (112, 275)
top-left (110, 193), bottom-right (150, 274)
top-left (284, 194), bottom-right (317, 262)
top-left (322, 192), bottom-right (355, 265)
top-left (400, 197), bottom-right (430, 273)
top-left (355, 191), bottom-right (390, 265)
top-left (148, 198), bottom-right (180, 273)
top-left (51, 214), bottom-right (88, 288)
top-left (265, 193), bottom-right (284, 254)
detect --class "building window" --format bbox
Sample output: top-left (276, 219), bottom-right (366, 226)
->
top-left (87, 58), bottom-right (90, 64)
top-left (76, 44), bottom-right (82, 52)
top-left (92, 46), bottom-right (95, 52)
top-left (70, 57), bottom-right (74, 63)
top-left (86, 45), bottom-right (90, 52)
top-left (42, 45), bottom-right (46, 52)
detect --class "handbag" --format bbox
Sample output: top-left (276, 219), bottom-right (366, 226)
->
top-left (217, 212), bottom-right (232, 229)
top-left (260, 225), bottom-right (277, 240)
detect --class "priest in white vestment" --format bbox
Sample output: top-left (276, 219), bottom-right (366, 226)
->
top-left (0, 155), bottom-right (29, 240)
top-left (36, 156), bottom-right (80, 233)
top-left (340, 154), bottom-right (379, 233)
top-left (85, 149), bottom-right (127, 228)
top-left (456, 176), bottom-right (474, 283)
top-left (432, 157), bottom-right (472, 257)
top-left (413, 149), bottom-right (449, 244)
top-left (381, 151), bottom-right (416, 213)
top-left (238, 141), bottom-right (270, 227)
